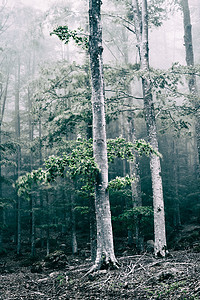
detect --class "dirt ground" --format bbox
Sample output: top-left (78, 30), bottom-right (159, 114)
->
top-left (0, 250), bottom-right (200, 299)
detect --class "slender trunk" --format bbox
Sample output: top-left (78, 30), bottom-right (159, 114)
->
top-left (89, 0), bottom-right (118, 270)
top-left (86, 119), bottom-right (97, 261)
top-left (89, 196), bottom-right (97, 261)
top-left (39, 115), bottom-right (43, 167)
top-left (38, 115), bottom-right (44, 247)
top-left (132, 0), bottom-right (167, 257)
top-left (181, 0), bottom-right (200, 175)
top-left (128, 115), bottom-right (144, 252)
top-left (0, 127), bottom-right (2, 251)
top-left (120, 112), bottom-right (133, 246)
top-left (70, 191), bottom-right (77, 255)
top-left (121, 25), bottom-right (143, 250)
top-left (15, 57), bottom-right (21, 256)
top-left (0, 71), bottom-right (9, 251)
top-left (28, 87), bottom-right (34, 169)
top-left (30, 196), bottom-right (36, 257)
top-left (46, 191), bottom-right (50, 256)
top-left (28, 86), bottom-right (37, 256)
top-left (172, 140), bottom-right (181, 228)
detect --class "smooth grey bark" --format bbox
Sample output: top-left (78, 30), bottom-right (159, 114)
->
top-left (181, 0), bottom-right (200, 175)
top-left (132, 0), bottom-right (167, 257)
top-left (89, 0), bottom-right (118, 270)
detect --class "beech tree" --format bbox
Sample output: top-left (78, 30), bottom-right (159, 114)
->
top-left (180, 0), bottom-right (200, 175)
top-left (132, 0), bottom-right (167, 257)
top-left (88, 0), bottom-right (118, 270)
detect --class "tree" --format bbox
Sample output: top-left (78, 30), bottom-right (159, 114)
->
top-left (88, 0), bottom-right (118, 270)
top-left (15, 56), bottom-right (22, 255)
top-left (0, 68), bottom-right (9, 252)
top-left (132, 0), bottom-right (167, 257)
top-left (180, 0), bottom-right (200, 176)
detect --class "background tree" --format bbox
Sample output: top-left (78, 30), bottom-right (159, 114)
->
top-left (131, 0), bottom-right (167, 257)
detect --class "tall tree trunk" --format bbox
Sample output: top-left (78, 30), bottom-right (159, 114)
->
top-left (28, 87), bottom-right (36, 256)
top-left (128, 115), bottom-right (144, 252)
top-left (15, 57), bottom-right (21, 256)
top-left (38, 114), bottom-right (45, 247)
top-left (30, 195), bottom-right (36, 257)
top-left (86, 114), bottom-right (97, 261)
top-left (181, 0), bottom-right (200, 176)
top-left (89, 196), bottom-right (97, 261)
top-left (89, 0), bottom-right (118, 270)
top-left (0, 71), bottom-right (9, 251)
top-left (46, 191), bottom-right (50, 256)
top-left (172, 140), bottom-right (181, 228)
top-left (70, 189), bottom-right (78, 255)
top-left (132, 0), bottom-right (167, 257)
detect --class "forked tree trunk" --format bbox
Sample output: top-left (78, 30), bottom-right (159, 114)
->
top-left (89, 0), bottom-right (118, 270)
top-left (132, 0), bottom-right (167, 257)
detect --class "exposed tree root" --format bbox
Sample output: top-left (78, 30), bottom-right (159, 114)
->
top-left (83, 255), bottom-right (120, 277)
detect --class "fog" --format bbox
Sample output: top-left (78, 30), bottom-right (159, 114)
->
top-left (0, 2), bottom-right (200, 297)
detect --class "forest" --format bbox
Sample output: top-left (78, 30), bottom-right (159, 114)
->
top-left (0, 0), bottom-right (200, 299)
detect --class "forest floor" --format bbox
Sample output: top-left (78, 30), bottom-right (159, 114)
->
top-left (0, 249), bottom-right (200, 299)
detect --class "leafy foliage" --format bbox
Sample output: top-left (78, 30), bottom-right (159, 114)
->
top-left (50, 26), bottom-right (89, 49)
top-left (108, 175), bottom-right (135, 190)
top-left (118, 206), bottom-right (154, 236)
top-left (16, 137), bottom-right (160, 196)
